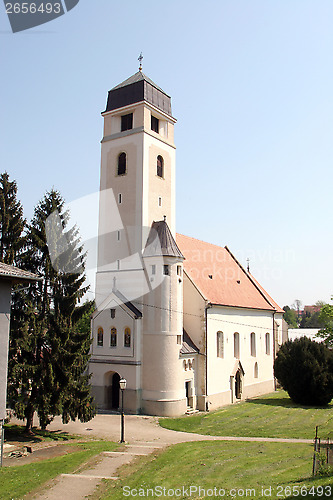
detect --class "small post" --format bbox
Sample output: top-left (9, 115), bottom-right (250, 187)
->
top-left (313, 426), bottom-right (319, 476)
top-left (0, 419), bottom-right (4, 467)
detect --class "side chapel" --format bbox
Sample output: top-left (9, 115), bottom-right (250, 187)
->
top-left (89, 63), bottom-right (284, 416)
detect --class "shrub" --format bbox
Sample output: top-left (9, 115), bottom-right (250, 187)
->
top-left (274, 337), bottom-right (333, 406)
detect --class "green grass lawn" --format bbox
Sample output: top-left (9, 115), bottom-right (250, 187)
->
top-left (0, 440), bottom-right (118, 500)
top-left (94, 441), bottom-right (333, 499)
top-left (160, 391), bottom-right (333, 440)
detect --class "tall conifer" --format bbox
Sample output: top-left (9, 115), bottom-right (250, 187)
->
top-left (0, 172), bottom-right (25, 264)
top-left (8, 189), bottom-right (95, 432)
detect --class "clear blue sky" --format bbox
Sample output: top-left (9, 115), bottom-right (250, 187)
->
top-left (1, 0), bottom-right (333, 308)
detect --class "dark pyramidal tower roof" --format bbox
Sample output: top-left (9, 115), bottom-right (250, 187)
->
top-left (144, 220), bottom-right (184, 259)
top-left (104, 71), bottom-right (172, 117)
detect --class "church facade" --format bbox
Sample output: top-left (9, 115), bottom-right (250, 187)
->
top-left (89, 67), bottom-right (284, 416)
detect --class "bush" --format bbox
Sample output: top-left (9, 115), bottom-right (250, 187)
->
top-left (274, 337), bottom-right (333, 406)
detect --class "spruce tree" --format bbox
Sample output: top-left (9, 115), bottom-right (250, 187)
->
top-left (0, 172), bottom-right (25, 264)
top-left (8, 189), bottom-right (96, 432)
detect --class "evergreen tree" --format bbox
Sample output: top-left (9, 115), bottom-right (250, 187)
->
top-left (8, 189), bottom-right (96, 432)
top-left (0, 172), bottom-right (25, 264)
top-left (274, 337), bottom-right (333, 406)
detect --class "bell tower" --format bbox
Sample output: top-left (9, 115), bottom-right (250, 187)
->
top-left (91, 62), bottom-right (186, 416)
top-left (95, 63), bottom-right (177, 306)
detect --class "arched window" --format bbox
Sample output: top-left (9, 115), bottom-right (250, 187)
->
top-left (97, 327), bottom-right (103, 347)
top-left (124, 327), bottom-right (131, 348)
top-left (217, 331), bottom-right (224, 358)
top-left (157, 155), bottom-right (164, 178)
top-left (254, 362), bottom-right (259, 378)
top-left (250, 333), bottom-right (256, 357)
top-left (110, 327), bottom-right (117, 347)
top-left (117, 152), bottom-right (127, 176)
top-left (265, 333), bottom-right (270, 355)
top-left (234, 333), bottom-right (240, 358)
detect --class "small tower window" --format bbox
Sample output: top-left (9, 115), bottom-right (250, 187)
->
top-left (110, 308), bottom-right (116, 319)
top-left (163, 265), bottom-right (169, 276)
top-left (124, 327), bottom-right (131, 348)
top-left (118, 193), bottom-right (122, 204)
top-left (97, 327), bottom-right (103, 347)
top-left (158, 197), bottom-right (162, 207)
top-left (151, 115), bottom-right (159, 133)
top-left (110, 327), bottom-right (117, 347)
top-left (177, 265), bottom-right (182, 276)
top-left (117, 153), bottom-right (127, 176)
top-left (121, 113), bottom-right (133, 132)
top-left (157, 155), bottom-right (164, 178)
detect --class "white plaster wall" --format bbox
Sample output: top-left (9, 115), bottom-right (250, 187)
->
top-left (206, 306), bottom-right (275, 398)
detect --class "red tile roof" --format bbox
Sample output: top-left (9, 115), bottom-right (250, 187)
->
top-left (176, 234), bottom-right (283, 313)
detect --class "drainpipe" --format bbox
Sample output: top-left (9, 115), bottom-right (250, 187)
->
top-left (205, 303), bottom-right (212, 411)
top-left (273, 311), bottom-right (277, 391)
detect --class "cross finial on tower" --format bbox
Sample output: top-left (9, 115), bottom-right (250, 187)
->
top-left (138, 52), bottom-right (143, 72)
top-left (246, 258), bottom-right (250, 273)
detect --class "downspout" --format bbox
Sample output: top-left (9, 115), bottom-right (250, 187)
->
top-left (205, 303), bottom-right (212, 411)
top-left (273, 311), bottom-right (277, 391)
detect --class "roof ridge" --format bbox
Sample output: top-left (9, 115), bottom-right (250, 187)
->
top-left (176, 233), bottom-right (225, 250)
top-left (224, 247), bottom-right (279, 312)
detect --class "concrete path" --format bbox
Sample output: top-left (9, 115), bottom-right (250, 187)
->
top-left (8, 414), bottom-right (313, 499)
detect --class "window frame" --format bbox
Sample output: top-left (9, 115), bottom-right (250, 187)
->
top-left (250, 332), bottom-right (256, 357)
top-left (157, 155), bottom-right (164, 178)
top-left (124, 327), bottom-right (131, 348)
top-left (151, 115), bottom-right (159, 133)
top-left (121, 113), bottom-right (133, 132)
top-left (234, 332), bottom-right (240, 358)
top-left (110, 327), bottom-right (117, 347)
top-left (217, 331), bottom-right (224, 358)
top-left (117, 152), bottom-right (127, 176)
top-left (97, 327), bottom-right (103, 347)
top-left (265, 333), bottom-right (271, 355)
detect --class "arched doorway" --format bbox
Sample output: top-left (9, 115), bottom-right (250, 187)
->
top-left (106, 372), bottom-right (120, 410)
top-left (235, 369), bottom-right (242, 400)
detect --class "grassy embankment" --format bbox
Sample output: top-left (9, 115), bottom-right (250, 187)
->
top-left (160, 390), bottom-right (333, 439)
top-left (94, 391), bottom-right (333, 499)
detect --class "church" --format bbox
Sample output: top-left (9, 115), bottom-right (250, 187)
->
top-left (88, 62), bottom-right (284, 416)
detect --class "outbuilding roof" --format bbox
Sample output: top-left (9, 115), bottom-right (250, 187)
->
top-left (0, 262), bottom-right (41, 283)
top-left (176, 234), bottom-right (283, 313)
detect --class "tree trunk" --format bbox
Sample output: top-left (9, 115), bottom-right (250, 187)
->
top-left (25, 406), bottom-right (35, 434)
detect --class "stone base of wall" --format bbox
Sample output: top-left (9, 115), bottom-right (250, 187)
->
top-left (207, 379), bottom-right (275, 411)
top-left (142, 398), bottom-right (187, 417)
top-left (91, 386), bottom-right (142, 413)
